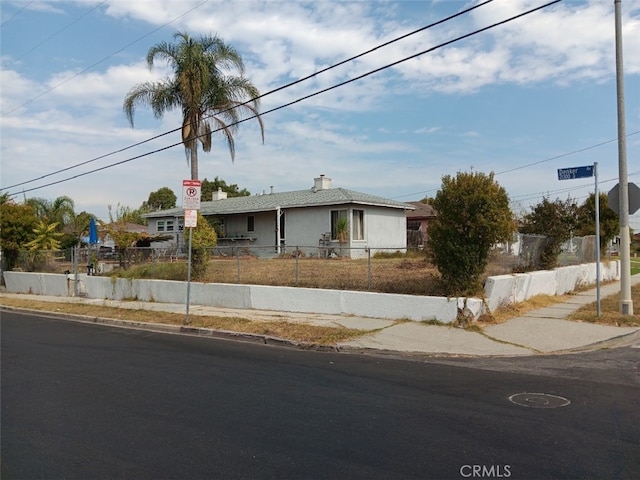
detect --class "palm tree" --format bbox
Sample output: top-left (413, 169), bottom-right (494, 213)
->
top-left (25, 196), bottom-right (75, 227)
top-left (123, 31), bottom-right (264, 180)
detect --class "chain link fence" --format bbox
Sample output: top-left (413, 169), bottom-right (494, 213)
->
top-left (3, 234), bottom-right (606, 293)
top-left (493, 233), bottom-right (599, 271)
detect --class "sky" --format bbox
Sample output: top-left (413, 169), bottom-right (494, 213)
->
top-left (1, 0), bottom-right (639, 229)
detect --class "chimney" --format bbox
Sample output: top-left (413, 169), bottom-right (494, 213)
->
top-left (313, 174), bottom-right (332, 191)
top-left (212, 187), bottom-right (227, 201)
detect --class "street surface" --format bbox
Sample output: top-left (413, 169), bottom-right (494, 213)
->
top-left (2, 310), bottom-right (639, 479)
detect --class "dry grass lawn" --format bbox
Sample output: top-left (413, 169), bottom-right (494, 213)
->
top-left (0, 296), bottom-right (367, 345)
top-left (481, 282), bottom-right (640, 327)
top-left (568, 283), bottom-right (640, 327)
top-left (122, 255), bottom-right (447, 296)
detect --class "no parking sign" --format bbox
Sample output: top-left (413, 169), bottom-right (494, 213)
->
top-left (182, 180), bottom-right (201, 210)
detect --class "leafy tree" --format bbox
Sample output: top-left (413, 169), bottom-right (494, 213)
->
top-left (64, 211), bottom-right (94, 249)
top-left (103, 205), bottom-right (148, 268)
top-left (24, 195), bottom-right (79, 249)
top-left (0, 201), bottom-right (39, 271)
top-left (24, 221), bottom-right (63, 251)
top-left (185, 211), bottom-right (218, 280)
top-left (575, 193), bottom-right (619, 252)
top-left (144, 187), bottom-right (177, 211)
top-left (201, 177), bottom-right (250, 200)
top-left (108, 203), bottom-right (147, 226)
top-left (520, 197), bottom-right (579, 269)
top-left (25, 196), bottom-right (75, 229)
top-left (429, 171), bottom-right (515, 295)
top-left (123, 31), bottom-right (264, 180)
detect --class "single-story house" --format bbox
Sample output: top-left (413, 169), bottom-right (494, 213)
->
top-left (143, 175), bottom-right (415, 258)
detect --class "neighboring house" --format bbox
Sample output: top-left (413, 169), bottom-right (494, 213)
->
top-left (143, 175), bottom-right (415, 258)
top-left (406, 201), bottom-right (437, 248)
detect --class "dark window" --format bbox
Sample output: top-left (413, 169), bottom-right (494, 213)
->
top-left (331, 209), bottom-right (347, 240)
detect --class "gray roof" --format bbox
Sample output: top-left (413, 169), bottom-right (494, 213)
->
top-left (143, 187), bottom-right (415, 218)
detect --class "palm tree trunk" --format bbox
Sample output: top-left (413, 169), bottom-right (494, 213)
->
top-left (190, 144), bottom-right (198, 180)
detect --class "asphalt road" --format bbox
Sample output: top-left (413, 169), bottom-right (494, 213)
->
top-left (2, 310), bottom-right (639, 480)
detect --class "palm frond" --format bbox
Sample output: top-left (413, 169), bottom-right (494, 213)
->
top-left (123, 31), bottom-right (264, 177)
top-left (200, 121), bottom-right (212, 153)
top-left (211, 117), bottom-right (236, 162)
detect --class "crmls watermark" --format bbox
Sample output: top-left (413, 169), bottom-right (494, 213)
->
top-left (459, 464), bottom-right (511, 478)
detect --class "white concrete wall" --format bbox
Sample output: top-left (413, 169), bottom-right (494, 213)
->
top-left (3, 260), bottom-right (620, 322)
top-left (483, 260), bottom-right (620, 312)
top-left (3, 271), bottom-right (463, 323)
top-left (2, 272), bottom-right (71, 297)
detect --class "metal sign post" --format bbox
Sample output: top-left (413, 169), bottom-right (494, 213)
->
top-left (594, 163), bottom-right (601, 317)
top-left (182, 180), bottom-right (201, 325)
top-left (558, 163), bottom-right (601, 316)
top-left (184, 211), bottom-right (196, 325)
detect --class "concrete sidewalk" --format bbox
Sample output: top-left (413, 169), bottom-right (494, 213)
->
top-left (1, 275), bottom-right (639, 357)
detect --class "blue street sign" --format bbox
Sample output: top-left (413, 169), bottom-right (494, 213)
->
top-left (557, 165), bottom-right (594, 180)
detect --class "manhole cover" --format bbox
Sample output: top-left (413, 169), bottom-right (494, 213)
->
top-left (508, 392), bottom-right (570, 408)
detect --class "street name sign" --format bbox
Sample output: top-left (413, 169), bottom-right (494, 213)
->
top-left (557, 165), bottom-right (594, 180)
top-left (182, 179), bottom-right (201, 210)
top-left (557, 162), bottom-right (601, 315)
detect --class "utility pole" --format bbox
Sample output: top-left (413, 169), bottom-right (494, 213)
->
top-left (614, 0), bottom-right (633, 314)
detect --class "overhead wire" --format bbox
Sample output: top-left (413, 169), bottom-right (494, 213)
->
top-left (1, 0), bottom-right (211, 117)
top-left (495, 131), bottom-right (640, 175)
top-left (4, 0), bottom-right (562, 197)
top-left (1, 0), bottom-right (495, 192)
top-left (393, 130), bottom-right (640, 200)
top-left (14, 1), bottom-right (108, 61)
top-left (0, 1), bottom-right (33, 28)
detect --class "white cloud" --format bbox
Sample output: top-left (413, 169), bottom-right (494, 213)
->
top-left (1, 0), bottom-right (638, 221)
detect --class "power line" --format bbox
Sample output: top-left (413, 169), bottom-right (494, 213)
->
top-left (14, 1), bottom-right (108, 61)
top-left (1, 0), bottom-right (210, 117)
top-left (1, 0), bottom-right (495, 192)
top-left (5, 0), bottom-right (556, 198)
top-left (0, 1), bottom-right (33, 28)
top-left (393, 130), bottom-right (639, 200)
top-left (495, 131), bottom-right (640, 175)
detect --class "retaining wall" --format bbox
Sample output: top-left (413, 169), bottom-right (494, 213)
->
top-left (3, 260), bottom-right (620, 323)
top-left (484, 260), bottom-right (620, 312)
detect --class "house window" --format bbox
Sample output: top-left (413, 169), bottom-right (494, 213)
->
top-left (166, 220), bottom-right (175, 232)
top-left (247, 215), bottom-right (255, 232)
top-left (352, 209), bottom-right (364, 240)
top-left (331, 209), bottom-right (347, 240)
top-left (157, 220), bottom-right (165, 232)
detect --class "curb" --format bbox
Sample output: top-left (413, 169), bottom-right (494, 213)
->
top-left (0, 305), bottom-right (339, 353)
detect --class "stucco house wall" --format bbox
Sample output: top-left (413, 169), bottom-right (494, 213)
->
top-left (144, 176), bottom-right (413, 259)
